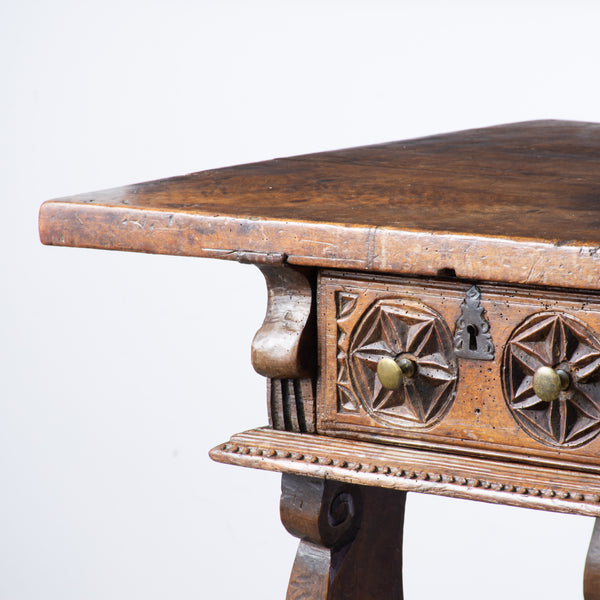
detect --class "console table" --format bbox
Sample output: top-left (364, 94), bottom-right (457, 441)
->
top-left (39, 120), bottom-right (600, 598)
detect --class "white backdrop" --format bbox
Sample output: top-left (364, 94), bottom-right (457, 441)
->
top-left (3, 1), bottom-right (600, 598)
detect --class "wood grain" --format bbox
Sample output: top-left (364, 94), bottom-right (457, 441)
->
top-left (39, 120), bottom-right (600, 291)
top-left (268, 378), bottom-right (316, 433)
top-left (210, 428), bottom-right (600, 517)
top-left (280, 473), bottom-right (405, 600)
top-left (251, 265), bottom-right (315, 379)
top-left (319, 270), bottom-right (600, 472)
top-left (39, 119), bottom-right (600, 597)
top-left (585, 518), bottom-right (600, 599)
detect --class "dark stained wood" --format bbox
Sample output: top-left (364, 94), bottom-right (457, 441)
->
top-left (210, 428), bottom-right (600, 517)
top-left (280, 473), bottom-right (405, 600)
top-left (268, 378), bottom-right (316, 433)
top-left (39, 120), bottom-right (600, 291)
top-left (585, 518), bottom-right (600, 599)
top-left (40, 120), bottom-right (600, 597)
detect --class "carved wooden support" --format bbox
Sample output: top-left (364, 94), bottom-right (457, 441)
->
top-left (250, 263), bottom-right (317, 432)
top-left (268, 378), bottom-right (316, 433)
top-left (251, 264), bottom-right (316, 380)
top-left (585, 518), bottom-right (600, 599)
top-left (280, 473), bottom-right (405, 600)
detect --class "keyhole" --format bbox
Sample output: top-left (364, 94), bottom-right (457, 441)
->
top-left (467, 324), bottom-right (479, 351)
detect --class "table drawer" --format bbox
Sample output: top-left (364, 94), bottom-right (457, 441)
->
top-left (318, 270), bottom-right (600, 470)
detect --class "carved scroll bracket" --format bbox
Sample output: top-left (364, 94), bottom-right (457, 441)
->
top-left (251, 264), bottom-right (316, 379)
top-left (280, 473), bottom-right (405, 600)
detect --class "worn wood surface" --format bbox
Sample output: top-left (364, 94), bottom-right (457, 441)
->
top-left (319, 270), bottom-right (600, 471)
top-left (41, 120), bottom-right (600, 596)
top-left (280, 473), bottom-right (405, 600)
top-left (210, 428), bottom-right (600, 517)
top-left (585, 518), bottom-right (600, 599)
top-left (39, 120), bottom-right (600, 291)
top-left (251, 263), bottom-right (318, 432)
top-left (251, 265), bottom-right (316, 379)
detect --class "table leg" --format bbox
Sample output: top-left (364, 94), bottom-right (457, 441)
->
top-left (280, 473), bottom-right (406, 600)
top-left (585, 518), bottom-right (600, 599)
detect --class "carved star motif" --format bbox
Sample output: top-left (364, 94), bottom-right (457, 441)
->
top-left (350, 299), bottom-right (458, 427)
top-left (504, 312), bottom-right (600, 447)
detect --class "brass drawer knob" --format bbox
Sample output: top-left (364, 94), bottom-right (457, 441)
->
top-left (376, 357), bottom-right (416, 390)
top-left (532, 366), bottom-right (570, 402)
top-left (504, 311), bottom-right (600, 447)
top-left (349, 297), bottom-right (458, 427)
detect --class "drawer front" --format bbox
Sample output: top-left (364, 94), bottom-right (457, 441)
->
top-left (318, 271), bottom-right (600, 469)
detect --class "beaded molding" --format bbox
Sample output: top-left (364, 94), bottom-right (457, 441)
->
top-left (218, 442), bottom-right (600, 505)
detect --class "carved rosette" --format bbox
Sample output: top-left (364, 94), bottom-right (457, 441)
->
top-left (349, 298), bottom-right (458, 428)
top-left (503, 312), bottom-right (600, 447)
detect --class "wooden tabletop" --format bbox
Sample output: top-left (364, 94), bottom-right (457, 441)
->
top-left (39, 120), bottom-right (600, 290)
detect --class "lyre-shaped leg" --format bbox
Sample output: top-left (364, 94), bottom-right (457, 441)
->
top-left (280, 474), bottom-right (406, 600)
top-left (585, 518), bottom-right (600, 599)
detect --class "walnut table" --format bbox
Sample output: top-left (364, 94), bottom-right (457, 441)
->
top-left (39, 120), bottom-right (600, 598)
